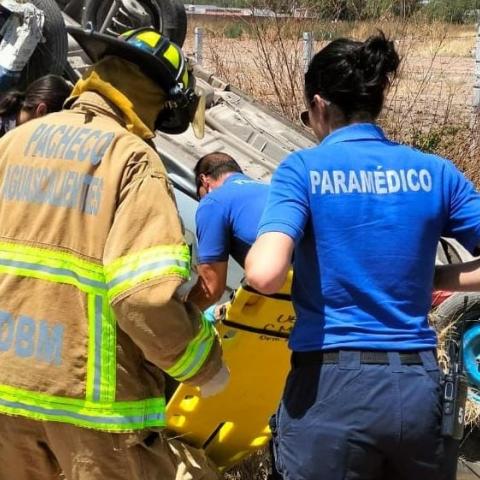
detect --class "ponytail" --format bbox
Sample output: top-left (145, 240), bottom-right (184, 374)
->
top-left (305, 31), bottom-right (400, 121)
top-left (0, 90), bottom-right (25, 117)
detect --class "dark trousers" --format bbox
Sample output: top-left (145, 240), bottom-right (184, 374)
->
top-left (270, 350), bottom-right (458, 480)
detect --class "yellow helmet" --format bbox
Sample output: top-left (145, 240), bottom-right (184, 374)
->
top-left (67, 26), bottom-right (199, 134)
top-left (121, 28), bottom-right (190, 90)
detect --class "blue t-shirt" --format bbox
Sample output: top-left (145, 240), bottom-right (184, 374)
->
top-left (196, 173), bottom-right (269, 267)
top-left (258, 123), bottom-right (480, 352)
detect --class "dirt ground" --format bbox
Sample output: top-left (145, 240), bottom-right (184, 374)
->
top-left (184, 28), bottom-right (476, 124)
top-left (184, 19), bottom-right (480, 179)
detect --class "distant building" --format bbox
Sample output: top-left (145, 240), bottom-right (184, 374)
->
top-left (184, 4), bottom-right (314, 17)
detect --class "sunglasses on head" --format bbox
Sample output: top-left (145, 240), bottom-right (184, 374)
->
top-left (299, 96), bottom-right (332, 129)
top-left (300, 110), bottom-right (311, 128)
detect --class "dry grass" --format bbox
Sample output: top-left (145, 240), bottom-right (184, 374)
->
top-left (224, 448), bottom-right (271, 480)
top-left (433, 313), bottom-right (480, 427)
top-left (185, 16), bottom-right (480, 183)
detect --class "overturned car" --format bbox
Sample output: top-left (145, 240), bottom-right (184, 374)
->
top-left (2, 1), bottom-right (480, 477)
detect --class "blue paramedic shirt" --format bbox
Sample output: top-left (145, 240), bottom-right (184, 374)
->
top-left (196, 173), bottom-right (269, 267)
top-left (258, 123), bottom-right (480, 352)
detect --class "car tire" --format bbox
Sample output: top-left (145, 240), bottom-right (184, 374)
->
top-left (158, 0), bottom-right (187, 47)
top-left (432, 292), bottom-right (480, 464)
top-left (19, 0), bottom-right (68, 89)
top-left (460, 428), bottom-right (480, 464)
top-left (81, 0), bottom-right (187, 47)
top-left (433, 292), bottom-right (480, 338)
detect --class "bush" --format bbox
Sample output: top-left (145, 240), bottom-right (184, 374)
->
top-left (421, 0), bottom-right (480, 23)
top-left (224, 23), bottom-right (244, 38)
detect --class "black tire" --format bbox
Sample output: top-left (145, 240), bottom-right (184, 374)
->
top-left (158, 0), bottom-right (187, 47)
top-left (432, 292), bottom-right (480, 340)
top-left (433, 293), bottom-right (480, 463)
top-left (18, 0), bottom-right (68, 89)
top-left (81, 0), bottom-right (187, 47)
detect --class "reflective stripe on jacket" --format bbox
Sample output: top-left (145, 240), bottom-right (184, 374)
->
top-left (0, 92), bottom-right (222, 432)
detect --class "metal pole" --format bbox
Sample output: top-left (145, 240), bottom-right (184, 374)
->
top-left (194, 27), bottom-right (203, 66)
top-left (303, 32), bottom-right (313, 73)
top-left (473, 23), bottom-right (480, 114)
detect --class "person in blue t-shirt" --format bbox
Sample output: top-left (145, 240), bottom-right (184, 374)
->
top-left (246, 32), bottom-right (480, 480)
top-left (187, 152), bottom-right (269, 310)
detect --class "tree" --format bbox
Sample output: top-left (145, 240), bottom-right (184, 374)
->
top-left (423, 0), bottom-right (480, 23)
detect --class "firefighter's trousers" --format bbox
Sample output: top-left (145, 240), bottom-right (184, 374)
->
top-left (0, 414), bottom-right (220, 480)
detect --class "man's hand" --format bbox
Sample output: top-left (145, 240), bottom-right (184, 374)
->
top-left (188, 261), bottom-right (228, 311)
top-left (199, 363), bottom-right (230, 398)
top-left (203, 303), bottom-right (226, 323)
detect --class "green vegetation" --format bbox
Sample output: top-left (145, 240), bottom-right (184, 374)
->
top-left (224, 22), bottom-right (244, 38)
top-left (185, 0), bottom-right (480, 23)
top-left (423, 0), bottom-right (480, 23)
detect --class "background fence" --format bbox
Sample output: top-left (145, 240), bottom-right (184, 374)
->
top-left (181, 16), bottom-right (480, 182)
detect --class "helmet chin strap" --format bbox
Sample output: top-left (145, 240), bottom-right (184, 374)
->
top-left (155, 73), bottom-right (201, 135)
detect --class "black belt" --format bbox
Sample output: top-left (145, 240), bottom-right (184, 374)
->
top-left (292, 350), bottom-right (428, 367)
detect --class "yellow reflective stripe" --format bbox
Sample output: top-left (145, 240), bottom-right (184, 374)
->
top-left (181, 68), bottom-right (189, 88)
top-left (105, 245), bottom-right (190, 279)
top-left (165, 315), bottom-right (215, 382)
top-left (82, 294), bottom-right (118, 403)
top-left (105, 245), bottom-right (191, 300)
top-left (0, 242), bottom-right (105, 294)
top-left (164, 44), bottom-right (180, 69)
top-left (0, 243), bottom-right (116, 405)
top-left (86, 294), bottom-right (97, 401)
top-left (0, 385), bottom-right (165, 432)
top-left (0, 242), bottom-right (104, 276)
top-left (100, 298), bottom-right (116, 402)
top-left (0, 242), bottom-right (195, 429)
top-left (108, 265), bottom-right (189, 300)
top-left (136, 31), bottom-right (162, 49)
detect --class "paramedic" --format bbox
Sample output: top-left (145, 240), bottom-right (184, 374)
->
top-left (188, 152), bottom-right (269, 310)
top-left (246, 32), bottom-right (480, 480)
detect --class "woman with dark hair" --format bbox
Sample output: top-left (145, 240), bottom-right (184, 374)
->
top-left (246, 32), bottom-right (480, 479)
top-left (0, 74), bottom-right (71, 137)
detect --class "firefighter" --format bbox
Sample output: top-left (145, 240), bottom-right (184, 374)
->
top-left (0, 26), bottom-right (228, 480)
top-left (245, 32), bottom-right (480, 479)
top-left (187, 152), bottom-right (269, 310)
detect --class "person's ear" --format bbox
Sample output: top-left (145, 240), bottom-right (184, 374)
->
top-left (35, 102), bottom-right (48, 118)
top-left (312, 94), bottom-right (329, 119)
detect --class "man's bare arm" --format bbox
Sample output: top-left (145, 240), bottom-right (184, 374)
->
top-left (188, 261), bottom-right (228, 310)
top-left (435, 259), bottom-right (480, 291)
